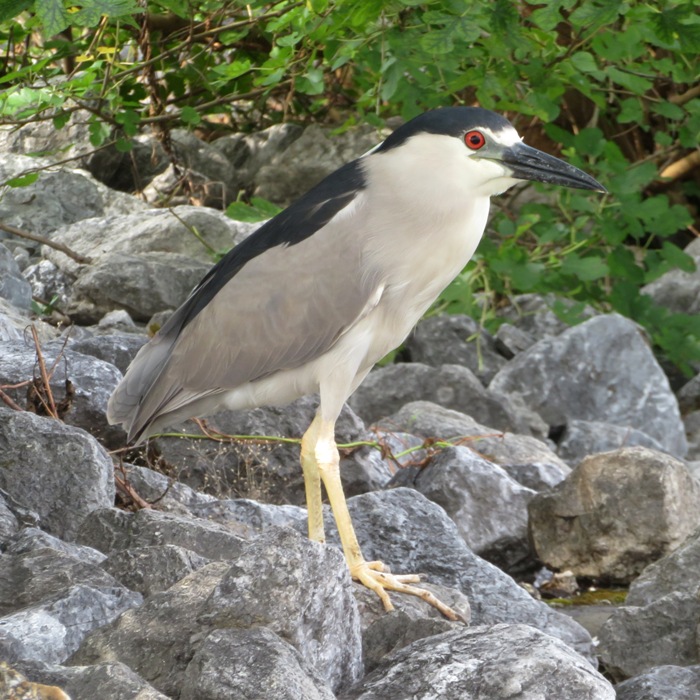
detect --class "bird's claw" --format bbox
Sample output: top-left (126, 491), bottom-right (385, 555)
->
top-left (349, 560), bottom-right (467, 623)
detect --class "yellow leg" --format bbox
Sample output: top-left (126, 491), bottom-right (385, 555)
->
top-left (312, 416), bottom-right (464, 622)
top-left (300, 414), bottom-right (325, 543)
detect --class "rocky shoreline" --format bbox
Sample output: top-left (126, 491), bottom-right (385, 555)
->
top-left (1, 117), bottom-right (699, 699)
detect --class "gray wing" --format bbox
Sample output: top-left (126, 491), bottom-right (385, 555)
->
top-left (107, 195), bottom-right (382, 442)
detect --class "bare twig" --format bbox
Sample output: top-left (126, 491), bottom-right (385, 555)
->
top-left (669, 84), bottom-right (700, 106)
top-left (660, 150), bottom-right (700, 181)
top-left (0, 388), bottom-right (24, 411)
top-left (30, 325), bottom-right (58, 418)
top-left (114, 471), bottom-right (153, 509)
top-left (0, 222), bottom-right (92, 264)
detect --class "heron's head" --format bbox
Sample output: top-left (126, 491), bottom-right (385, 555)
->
top-left (373, 107), bottom-right (606, 200)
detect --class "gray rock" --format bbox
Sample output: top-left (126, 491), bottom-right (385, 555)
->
top-left (615, 665), bottom-right (700, 700)
top-left (76, 508), bottom-right (249, 561)
top-left (375, 401), bottom-right (570, 473)
top-left (0, 408), bottom-right (114, 540)
top-left (71, 561), bottom-right (230, 696)
top-left (496, 293), bottom-right (598, 340)
top-left (24, 660), bottom-right (171, 700)
top-left (3, 527), bottom-right (106, 565)
top-left (678, 373), bottom-right (700, 413)
top-left (142, 129), bottom-right (243, 208)
top-left (349, 363), bottom-right (532, 435)
top-left (684, 410), bottom-right (700, 461)
top-left (96, 308), bottom-right (137, 332)
top-left (598, 592), bottom-right (700, 680)
top-left (0, 583), bottom-right (141, 665)
top-left (0, 548), bottom-right (125, 616)
top-left (102, 545), bottom-right (210, 596)
top-left (0, 110), bottom-right (94, 160)
top-left (0, 156), bottom-right (110, 241)
top-left (23, 259), bottom-right (74, 314)
top-left (404, 314), bottom-right (506, 384)
top-left (0, 338), bottom-right (124, 445)
top-left (352, 583), bottom-right (470, 673)
top-left (528, 447), bottom-right (700, 582)
top-left (68, 251), bottom-right (210, 323)
top-left (70, 334), bottom-right (147, 375)
top-left (642, 238), bottom-right (700, 316)
top-left (212, 122), bottom-right (304, 196)
top-left (118, 464), bottom-right (218, 515)
top-left (38, 206), bottom-right (257, 323)
top-left (189, 497), bottom-right (308, 533)
top-left (501, 461), bottom-right (569, 491)
top-left (341, 624), bottom-right (614, 700)
top-left (46, 205), bottom-right (253, 277)
top-left (87, 131), bottom-right (169, 192)
top-left (254, 123), bottom-right (380, 206)
top-left (0, 494), bottom-right (19, 544)
top-left (390, 446), bottom-right (536, 575)
top-left (0, 661), bottom-right (73, 700)
top-left (0, 298), bottom-right (30, 342)
top-left (557, 418), bottom-right (666, 465)
top-left (489, 314), bottom-right (687, 457)
top-left (74, 526), bottom-right (364, 696)
top-left (0, 242), bottom-right (32, 310)
top-left (494, 322), bottom-right (536, 358)
top-left (201, 528), bottom-right (363, 692)
top-left (334, 488), bottom-right (595, 664)
top-left (626, 526), bottom-right (700, 607)
top-left (180, 627), bottom-right (336, 700)
top-left (155, 395), bottom-right (390, 504)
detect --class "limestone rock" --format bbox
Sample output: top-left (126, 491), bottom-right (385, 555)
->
top-left (180, 626), bottom-right (336, 700)
top-left (404, 314), bottom-right (506, 384)
top-left (349, 363), bottom-right (533, 435)
top-left (528, 447), bottom-right (700, 582)
top-left (615, 665), bottom-right (700, 700)
top-left (489, 314), bottom-right (687, 457)
top-left (341, 624), bottom-right (614, 700)
top-left (0, 409), bottom-right (114, 541)
top-left (389, 446), bottom-right (536, 575)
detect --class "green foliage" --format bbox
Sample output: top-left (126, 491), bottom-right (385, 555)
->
top-left (226, 197), bottom-right (283, 223)
top-left (0, 0), bottom-right (699, 370)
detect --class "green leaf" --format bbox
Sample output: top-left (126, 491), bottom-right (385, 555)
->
top-left (277, 32), bottom-right (303, 47)
top-left (36, 0), bottom-right (71, 36)
top-left (180, 105), bottom-right (201, 125)
top-left (529, 2), bottom-right (566, 32)
top-left (560, 255), bottom-right (608, 281)
top-left (115, 137), bottom-right (133, 153)
top-left (660, 242), bottom-right (696, 273)
top-left (0, 0), bottom-right (33, 23)
top-left (607, 248), bottom-right (645, 284)
top-left (652, 101), bottom-right (685, 120)
top-left (226, 197), bottom-right (282, 223)
top-left (607, 66), bottom-right (653, 95)
top-left (419, 29), bottom-right (455, 55)
top-left (5, 172), bottom-right (39, 187)
top-left (570, 51), bottom-right (599, 74)
top-left (569, 2), bottom-right (621, 30)
top-left (73, 0), bottom-right (141, 26)
top-left (617, 97), bottom-right (644, 124)
top-left (89, 120), bottom-right (110, 147)
top-left (250, 197), bottom-right (283, 217)
top-left (115, 109), bottom-right (140, 136)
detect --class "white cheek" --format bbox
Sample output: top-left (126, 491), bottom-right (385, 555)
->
top-left (465, 157), bottom-right (519, 197)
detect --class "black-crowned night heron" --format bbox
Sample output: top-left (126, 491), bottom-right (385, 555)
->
top-left (108, 107), bottom-right (605, 620)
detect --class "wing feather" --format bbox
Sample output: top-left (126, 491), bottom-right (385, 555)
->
top-left (108, 165), bottom-right (381, 442)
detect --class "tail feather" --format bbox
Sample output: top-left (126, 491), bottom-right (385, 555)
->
top-left (107, 332), bottom-right (182, 443)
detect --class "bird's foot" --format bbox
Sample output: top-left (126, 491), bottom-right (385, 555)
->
top-left (349, 559), bottom-right (467, 623)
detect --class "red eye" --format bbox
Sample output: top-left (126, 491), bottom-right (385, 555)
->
top-left (465, 130), bottom-right (486, 150)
